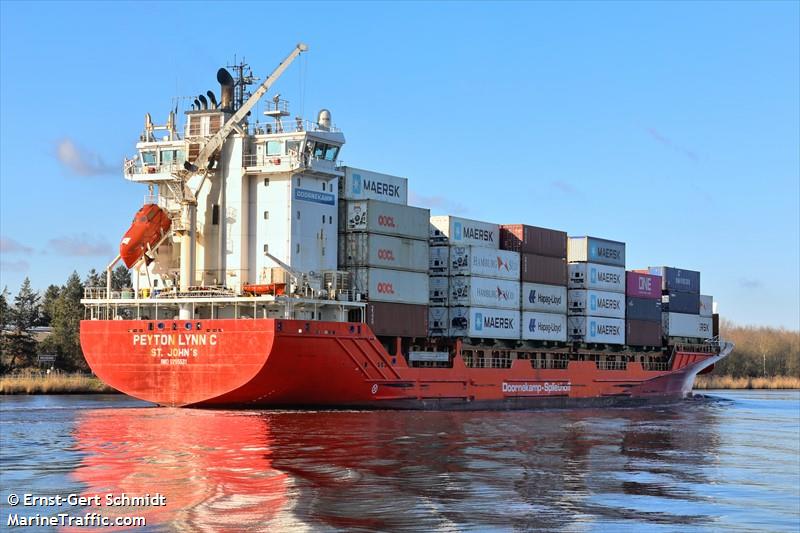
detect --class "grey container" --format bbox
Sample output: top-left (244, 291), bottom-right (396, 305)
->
top-left (648, 266), bottom-right (700, 294)
top-left (661, 291), bottom-right (700, 314)
top-left (626, 297), bottom-right (662, 322)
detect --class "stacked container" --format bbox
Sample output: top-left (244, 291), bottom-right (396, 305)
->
top-left (338, 167), bottom-right (430, 337)
top-left (500, 224), bottom-right (568, 342)
top-left (625, 271), bottom-right (663, 346)
top-left (650, 266), bottom-right (712, 341)
top-left (567, 237), bottom-right (626, 344)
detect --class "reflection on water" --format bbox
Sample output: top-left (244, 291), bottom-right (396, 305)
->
top-left (1, 392), bottom-right (798, 532)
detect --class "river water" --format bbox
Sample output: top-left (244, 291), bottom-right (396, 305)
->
top-left (1, 391), bottom-right (798, 532)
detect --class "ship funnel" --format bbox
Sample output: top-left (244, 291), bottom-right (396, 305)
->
top-left (317, 109), bottom-right (332, 131)
top-left (217, 68), bottom-right (234, 111)
top-left (193, 98), bottom-right (201, 110)
top-left (206, 90), bottom-right (218, 109)
top-left (198, 94), bottom-right (209, 110)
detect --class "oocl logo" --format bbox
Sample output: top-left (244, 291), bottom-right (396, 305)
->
top-left (377, 282), bottom-right (395, 294)
top-left (378, 215), bottom-right (396, 228)
top-left (377, 249), bottom-right (395, 261)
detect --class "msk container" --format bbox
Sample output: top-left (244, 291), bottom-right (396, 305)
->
top-left (499, 224), bottom-right (567, 257)
top-left (339, 233), bottom-right (428, 272)
top-left (351, 268), bottom-right (429, 305)
top-left (568, 263), bottom-right (625, 293)
top-left (429, 215), bottom-right (500, 249)
top-left (521, 254), bottom-right (567, 285)
top-left (429, 246), bottom-right (449, 274)
top-left (339, 166), bottom-right (408, 205)
top-left (626, 271), bottom-right (661, 299)
top-left (449, 246), bottom-right (520, 280)
top-left (567, 237), bottom-right (626, 267)
top-left (662, 312), bottom-right (712, 339)
top-left (521, 311), bottom-right (567, 341)
top-left (625, 320), bottom-right (662, 346)
top-left (365, 302), bottom-right (427, 337)
top-left (567, 316), bottom-right (625, 345)
top-left (699, 295), bottom-right (713, 317)
top-left (428, 307), bottom-right (449, 336)
top-left (661, 291), bottom-right (700, 314)
top-left (449, 276), bottom-right (520, 310)
top-left (649, 266), bottom-right (701, 294)
top-left (449, 307), bottom-right (520, 339)
top-left (567, 290), bottom-right (626, 319)
top-left (626, 297), bottom-right (662, 322)
top-left (342, 200), bottom-right (429, 240)
top-left (521, 282), bottom-right (567, 313)
top-left (428, 276), bottom-right (449, 303)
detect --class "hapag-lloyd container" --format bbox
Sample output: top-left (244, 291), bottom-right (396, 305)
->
top-left (365, 302), bottom-right (427, 337)
top-left (428, 307), bottom-right (449, 335)
top-left (429, 276), bottom-right (449, 303)
top-left (522, 311), bottom-right (567, 341)
top-left (626, 319), bottom-right (662, 346)
top-left (449, 246), bottom-right (520, 280)
top-left (351, 268), bottom-right (429, 305)
top-left (499, 224), bottom-right (567, 258)
top-left (567, 290), bottom-right (625, 319)
top-left (449, 306), bottom-right (520, 339)
top-left (339, 166), bottom-right (408, 205)
top-left (429, 246), bottom-right (449, 273)
top-left (449, 276), bottom-right (520, 309)
top-left (339, 233), bottom-right (428, 272)
top-left (521, 282), bottom-right (567, 313)
top-left (626, 297), bottom-right (662, 322)
top-left (567, 237), bottom-right (626, 267)
top-left (626, 271), bottom-right (662, 299)
top-left (429, 215), bottom-right (500, 249)
top-left (521, 254), bottom-right (568, 285)
top-left (699, 295), bottom-right (713, 317)
top-left (567, 316), bottom-right (625, 344)
top-left (661, 291), bottom-right (700, 314)
top-left (662, 312), bottom-right (712, 339)
top-left (648, 266), bottom-right (701, 294)
top-left (568, 263), bottom-right (625, 293)
top-left (343, 200), bottom-right (429, 239)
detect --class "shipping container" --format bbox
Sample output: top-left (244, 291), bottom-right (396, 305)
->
top-left (626, 297), bottom-right (662, 322)
top-left (521, 254), bottom-right (567, 285)
top-left (625, 320), bottom-right (662, 346)
top-left (342, 200), bottom-right (429, 240)
top-left (449, 306), bottom-right (520, 339)
top-left (567, 236), bottom-right (626, 267)
top-left (429, 276), bottom-right (449, 303)
top-left (568, 263), bottom-right (625, 293)
top-left (521, 283), bottom-right (567, 313)
top-left (351, 268), bottom-right (429, 305)
top-left (365, 302), bottom-right (427, 337)
top-left (339, 233), bottom-right (428, 272)
top-left (567, 290), bottom-right (626, 319)
top-left (429, 246), bottom-right (449, 274)
top-left (626, 271), bottom-right (662, 299)
top-left (429, 215), bottom-right (500, 249)
top-left (699, 295), bottom-right (713, 317)
top-left (499, 224), bottom-right (567, 257)
top-left (449, 246), bottom-right (521, 280)
top-left (567, 316), bottom-right (625, 345)
top-left (449, 276), bottom-right (520, 310)
top-left (712, 313), bottom-right (720, 337)
top-left (661, 291), bottom-right (700, 314)
top-left (339, 166), bottom-right (408, 205)
top-left (428, 307), bottom-right (449, 336)
top-left (662, 312), bottom-right (712, 339)
top-left (648, 266), bottom-right (701, 294)
top-left (521, 312), bottom-right (567, 341)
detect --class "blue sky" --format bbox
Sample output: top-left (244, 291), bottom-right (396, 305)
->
top-left (1, 1), bottom-right (798, 329)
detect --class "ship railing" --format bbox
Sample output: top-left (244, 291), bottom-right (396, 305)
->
top-left (595, 360), bottom-right (628, 371)
top-left (242, 153), bottom-right (303, 169)
top-left (641, 361), bottom-right (670, 371)
top-left (124, 160), bottom-right (185, 180)
top-left (531, 359), bottom-right (569, 370)
top-left (248, 119), bottom-right (340, 136)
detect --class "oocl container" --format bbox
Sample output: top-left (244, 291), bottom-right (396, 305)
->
top-left (661, 291), bottom-right (700, 314)
top-left (339, 233), bottom-right (428, 272)
top-left (351, 268), bottom-right (429, 305)
top-left (648, 266), bottom-right (701, 294)
top-left (449, 306), bottom-right (520, 339)
top-left (365, 302), bottom-right (427, 337)
top-left (339, 167), bottom-right (408, 205)
top-left (626, 297), bottom-right (662, 322)
top-left (521, 254), bottom-right (567, 285)
top-left (429, 215), bottom-right (500, 249)
top-left (429, 246), bottom-right (449, 274)
top-left (568, 263), bottom-right (625, 293)
top-left (521, 282), bottom-right (567, 313)
top-left (522, 311), bottom-right (567, 341)
top-left (428, 307), bottom-right (449, 336)
top-left (499, 224), bottom-right (567, 258)
top-left (567, 237), bottom-right (626, 267)
top-left (449, 246), bottom-right (520, 280)
top-left (343, 200), bottom-right (429, 240)
top-left (625, 320), bottom-right (662, 346)
top-left (567, 290), bottom-right (625, 319)
top-left (626, 271), bottom-right (662, 299)
top-left (567, 316), bottom-right (625, 344)
top-left (449, 276), bottom-right (520, 310)
top-left (429, 276), bottom-right (449, 303)
top-left (662, 312), bottom-right (712, 339)
top-left (699, 295), bottom-right (713, 317)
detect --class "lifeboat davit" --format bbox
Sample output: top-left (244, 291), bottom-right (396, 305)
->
top-left (119, 204), bottom-right (171, 268)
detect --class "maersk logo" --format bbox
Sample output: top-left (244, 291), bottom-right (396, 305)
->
top-left (352, 173), bottom-right (401, 198)
top-left (295, 188), bottom-right (335, 205)
top-left (589, 320), bottom-right (597, 337)
top-left (591, 245), bottom-right (621, 261)
top-left (351, 174), bottom-right (363, 194)
top-left (453, 221), bottom-right (463, 241)
top-left (590, 268), bottom-right (597, 284)
top-left (474, 312), bottom-right (483, 330)
top-left (590, 294), bottom-right (597, 311)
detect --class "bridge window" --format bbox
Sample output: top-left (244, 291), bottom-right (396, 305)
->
top-left (266, 141), bottom-right (282, 156)
top-left (286, 140), bottom-right (300, 155)
top-left (324, 145), bottom-right (339, 161)
top-left (142, 151), bottom-right (157, 165)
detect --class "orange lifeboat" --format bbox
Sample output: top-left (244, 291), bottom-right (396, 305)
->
top-left (119, 204), bottom-right (171, 268)
top-left (242, 283), bottom-right (287, 296)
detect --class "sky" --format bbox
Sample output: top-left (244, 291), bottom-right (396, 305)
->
top-left (0, 1), bottom-right (798, 329)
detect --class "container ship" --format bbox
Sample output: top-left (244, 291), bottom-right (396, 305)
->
top-left (80, 44), bottom-right (732, 408)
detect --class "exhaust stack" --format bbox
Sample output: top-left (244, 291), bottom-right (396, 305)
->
top-left (206, 90), bottom-right (218, 109)
top-left (198, 94), bottom-right (209, 110)
top-left (217, 68), bottom-right (234, 111)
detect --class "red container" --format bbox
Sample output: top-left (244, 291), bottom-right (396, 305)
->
top-left (365, 302), bottom-right (428, 337)
top-left (625, 320), bottom-right (662, 346)
top-left (626, 271), bottom-right (661, 299)
top-left (521, 254), bottom-right (567, 285)
top-left (500, 224), bottom-right (567, 258)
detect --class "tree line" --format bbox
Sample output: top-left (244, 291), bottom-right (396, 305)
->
top-left (714, 319), bottom-right (799, 378)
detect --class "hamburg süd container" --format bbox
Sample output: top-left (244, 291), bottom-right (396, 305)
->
top-left (521, 311), bottom-right (567, 341)
top-left (428, 307), bottom-right (449, 336)
top-left (568, 263), bottom-right (625, 293)
top-left (521, 282), bottom-right (567, 313)
top-left (699, 295), bottom-right (713, 317)
top-left (352, 267), bottom-right (429, 305)
top-left (661, 291), bottom-right (700, 314)
top-left (626, 297), bottom-right (662, 322)
top-left (339, 166), bottom-right (408, 205)
top-left (625, 271), bottom-right (662, 299)
top-left (449, 276), bottom-right (520, 310)
top-left (499, 224), bottom-right (567, 258)
top-left (429, 215), bottom-right (500, 249)
top-left (449, 246), bottom-right (521, 280)
top-left (339, 233), bottom-right (428, 272)
top-left (429, 246), bottom-right (449, 274)
top-left (567, 290), bottom-right (625, 319)
top-left (567, 236), bottom-right (626, 267)
top-left (625, 319), bottom-right (662, 346)
top-left (429, 276), bottom-right (449, 303)
top-left (365, 302), bottom-right (427, 337)
top-left (521, 254), bottom-right (567, 286)
top-left (342, 200), bottom-right (430, 240)
top-left (662, 312), bottom-right (712, 339)
top-left (648, 266), bottom-right (701, 294)
top-left (448, 306), bottom-right (520, 339)
top-left (567, 316), bottom-right (625, 345)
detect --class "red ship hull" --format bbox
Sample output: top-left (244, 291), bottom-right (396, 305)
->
top-left (80, 318), bottom-right (725, 409)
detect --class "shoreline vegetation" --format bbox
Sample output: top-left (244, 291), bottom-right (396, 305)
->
top-left (693, 375), bottom-right (799, 390)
